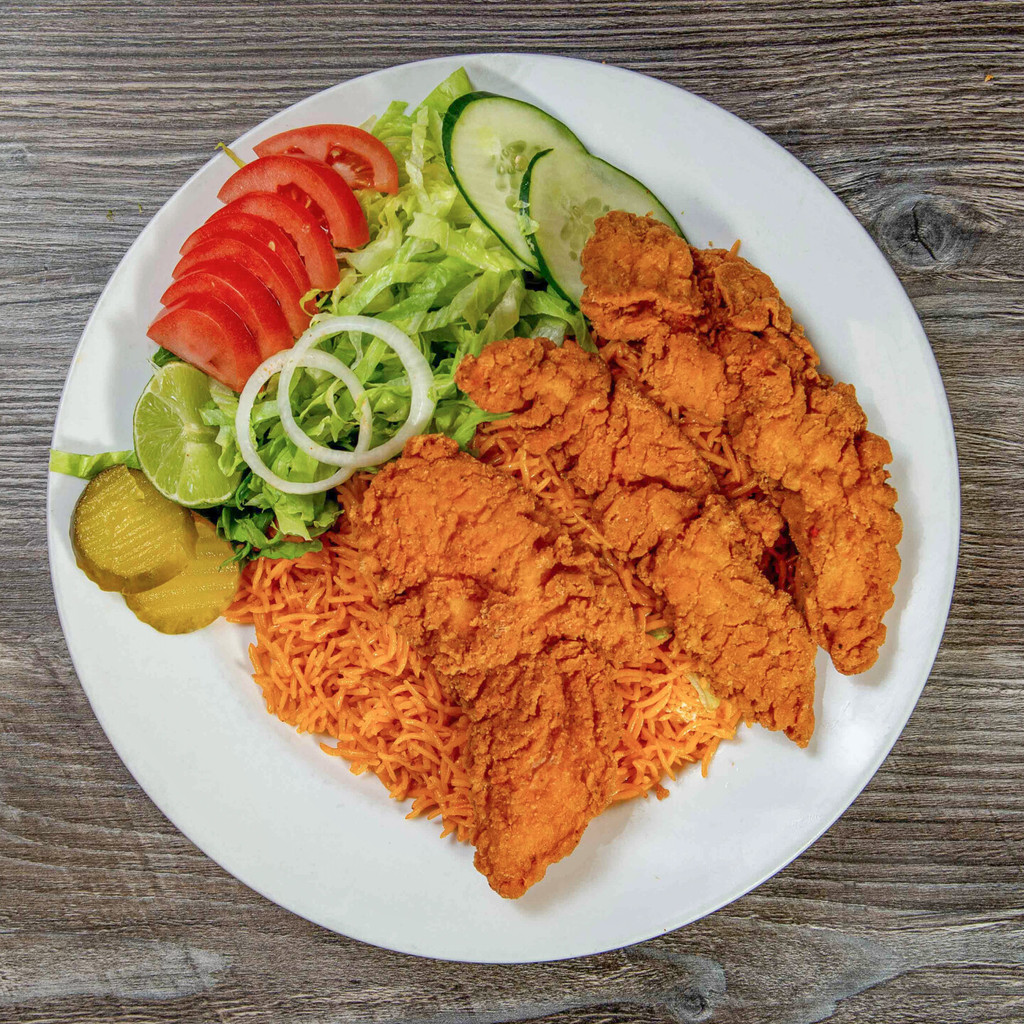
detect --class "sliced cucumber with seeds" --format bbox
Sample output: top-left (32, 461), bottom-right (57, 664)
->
top-left (442, 92), bottom-right (586, 271)
top-left (520, 149), bottom-right (682, 306)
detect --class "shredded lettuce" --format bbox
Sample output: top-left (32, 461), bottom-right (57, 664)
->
top-left (51, 67), bottom-right (587, 562)
top-left (688, 673), bottom-right (721, 712)
top-left (210, 67), bottom-right (584, 558)
top-left (49, 449), bottom-right (140, 479)
top-left (216, 506), bottom-right (325, 564)
top-left (151, 347), bottom-right (181, 367)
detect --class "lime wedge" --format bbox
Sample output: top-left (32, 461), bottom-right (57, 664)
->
top-left (133, 362), bottom-right (242, 508)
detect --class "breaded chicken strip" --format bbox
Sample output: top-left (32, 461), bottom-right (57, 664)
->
top-left (580, 212), bottom-right (902, 674)
top-left (642, 495), bottom-right (815, 738)
top-left (455, 643), bottom-right (622, 901)
top-left (455, 333), bottom-right (613, 474)
top-left (458, 339), bottom-right (816, 745)
top-left (360, 435), bottom-right (642, 898)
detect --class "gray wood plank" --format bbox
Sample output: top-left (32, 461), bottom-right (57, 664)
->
top-left (2, 1), bottom-right (1023, 1021)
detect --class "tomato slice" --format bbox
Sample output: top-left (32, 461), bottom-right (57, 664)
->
top-left (160, 260), bottom-right (293, 359)
top-left (210, 193), bottom-right (340, 290)
top-left (172, 235), bottom-right (311, 337)
top-left (147, 295), bottom-right (261, 393)
top-left (180, 212), bottom-right (311, 299)
top-left (254, 124), bottom-right (399, 195)
top-left (218, 154), bottom-right (369, 249)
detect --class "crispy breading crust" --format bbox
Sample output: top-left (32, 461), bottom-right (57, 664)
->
top-left (459, 339), bottom-right (816, 745)
top-left (580, 212), bottom-right (902, 674)
top-left (360, 435), bottom-right (643, 898)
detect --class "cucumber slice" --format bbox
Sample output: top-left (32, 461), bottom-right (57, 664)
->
top-left (521, 149), bottom-right (682, 306)
top-left (443, 92), bottom-right (586, 271)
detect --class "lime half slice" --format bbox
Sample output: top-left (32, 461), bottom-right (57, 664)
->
top-left (133, 362), bottom-right (242, 508)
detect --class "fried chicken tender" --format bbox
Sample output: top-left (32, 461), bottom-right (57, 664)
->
top-left (580, 212), bottom-right (902, 674)
top-left (458, 339), bottom-right (816, 745)
top-left (360, 435), bottom-right (643, 898)
top-left (642, 495), bottom-right (815, 738)
top-left (453, 333), bottom-right (613, 474)
top-left (456, 336), bottom-right (717, 548)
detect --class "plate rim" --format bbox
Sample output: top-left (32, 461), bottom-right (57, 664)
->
top-left (46, 51), bottom-right (961, 963)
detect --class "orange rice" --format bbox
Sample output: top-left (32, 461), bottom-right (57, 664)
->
top-left (228, 417), bottom-right (753, 842)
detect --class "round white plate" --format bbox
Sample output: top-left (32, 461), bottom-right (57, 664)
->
top-left (47, 53), bottom-right (959, 963)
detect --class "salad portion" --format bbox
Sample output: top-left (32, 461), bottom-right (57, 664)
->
top-left (52, 68), bottom-right (681, 631)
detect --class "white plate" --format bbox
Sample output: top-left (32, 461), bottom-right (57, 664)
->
top-left (47, 53), bottom-right (959, 963)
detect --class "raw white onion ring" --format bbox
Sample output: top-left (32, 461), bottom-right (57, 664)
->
top-left (234, 349), bottom-right (372, 496)
top-left (276, 315), bottom-right (435, 469)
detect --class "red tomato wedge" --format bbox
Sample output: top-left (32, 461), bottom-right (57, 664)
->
top-left (217, 154), bottom-right (369, 250)
top-left (210, 192), bottom-right (340, 290)
top-left (179, 212), bottom-right (311, 299)
top-left (254, 124), bottom-right (399, 195)
top-left (147, 295), bottom-right (261, 393)
top-left (172, 235), bottom-right (311, 337)
top-left (160, 261), bottom-right (293, 359)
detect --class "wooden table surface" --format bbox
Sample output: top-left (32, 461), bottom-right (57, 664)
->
top-left (3, 2), bottom-right (1023, 1021)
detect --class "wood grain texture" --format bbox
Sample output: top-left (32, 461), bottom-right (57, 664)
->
top-left (2, 1), bottom-right (1023, 1021)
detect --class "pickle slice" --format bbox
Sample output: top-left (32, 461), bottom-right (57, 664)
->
top-left (124, 516), bottom-right (240, 634)
top-left (71, 465), bottom-right (197, 593)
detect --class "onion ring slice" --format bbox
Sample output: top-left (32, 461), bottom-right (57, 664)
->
top-left (276, 315), bottom-right (436, 470)
top-left (235, 349), bottom-right (372, 496)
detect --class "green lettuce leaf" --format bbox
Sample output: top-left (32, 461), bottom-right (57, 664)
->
top-left (417, 66), bottom-right (473, 116)
top-left (49, 449), bottom-right (140, 479)
top-left (216, 506), bottom-right (324, 563)
top-left (151, 347), bottom-right (181, 367)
